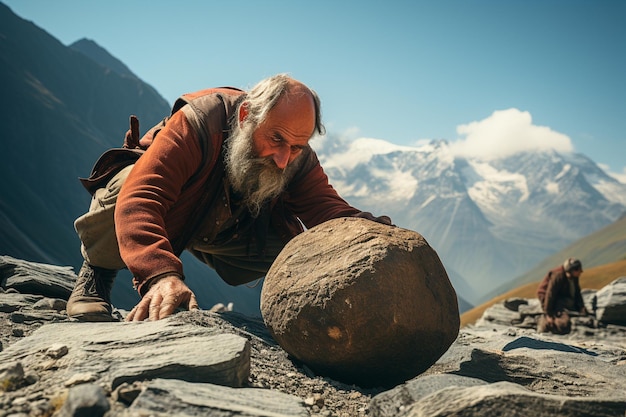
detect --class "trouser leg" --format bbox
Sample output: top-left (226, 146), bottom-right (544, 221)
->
top-left (68, 165), bottom-right (133, 321)
top-left (74, 164), bottom-right (133, 270)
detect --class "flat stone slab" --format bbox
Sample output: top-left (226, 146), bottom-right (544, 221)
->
top-left (0, 292), bottom-right (44, 313)
top-left (402, 381), bottom-right (626, 417)
top-left (454, 343), bottom-right (626, 398)
top-left (0, 255), bottom-right (76, 299)
top-left (127, 378), bottom-right (308, 417)
top-left (370, 374), bottom-right (487, 417)
top-left (0, 315), bottom-right (250, 389)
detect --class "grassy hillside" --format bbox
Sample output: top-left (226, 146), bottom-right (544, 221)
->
top-left (482, 214), bottom-right (626, 304)
top-left (461, 258), bottom-right (626, 327)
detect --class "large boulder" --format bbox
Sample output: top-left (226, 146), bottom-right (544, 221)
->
top-left (260, 217), bottom-right (459, 388)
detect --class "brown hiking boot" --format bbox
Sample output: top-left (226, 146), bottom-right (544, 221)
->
top-left (67, 261), bottom-right (117, 322)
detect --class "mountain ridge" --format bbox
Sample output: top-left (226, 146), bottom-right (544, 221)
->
top-left (70, 38), bottom-right (138, 79)
top-left (0, 3), bottom-right (264, 317)
top-left (312, 135), bottom-right (626, 306)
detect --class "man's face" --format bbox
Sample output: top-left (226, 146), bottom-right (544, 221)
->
top-left (225, 91), bottom-right (316, 217)
top-left (568, 268), bottom-right (583, 278)
top-left (249, 92), bottom-right (315, 170)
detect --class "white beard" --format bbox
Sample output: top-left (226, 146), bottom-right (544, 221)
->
top-left (224, 120), bottom-right (291, 218)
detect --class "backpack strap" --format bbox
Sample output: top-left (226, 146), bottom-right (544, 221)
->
top-left (79, 148), bottom-right (144, 195)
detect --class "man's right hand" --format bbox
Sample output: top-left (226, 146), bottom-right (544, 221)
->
top-left (125, 275), bottom-right (199, 322)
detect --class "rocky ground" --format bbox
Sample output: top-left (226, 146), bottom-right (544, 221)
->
top-left (1, 255), bottom-right (626, 416)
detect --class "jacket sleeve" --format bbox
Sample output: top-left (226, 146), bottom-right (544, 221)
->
top-left (114, 111), bottom-right (203, 291)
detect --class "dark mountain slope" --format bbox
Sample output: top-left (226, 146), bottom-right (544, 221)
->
top-left (0, 3), bottom-right (264, 316)
top-left (0, 2), bottom-right (170, 265)
top-left (70, 38), bottom-right (138, 79)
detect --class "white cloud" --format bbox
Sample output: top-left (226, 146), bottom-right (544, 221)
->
top-left (599, 163), bottom-right (626, 184)
top-left (340, 126), bottom-right (361, 141)
top-left (449, 108), bottom-right (573, 160)
top-left (318, 137), bottom-right (417, 170)
top-left (411, 138), bottom-right (434, 147)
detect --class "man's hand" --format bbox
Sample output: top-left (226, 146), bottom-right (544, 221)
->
top-left (125, 275), bottom-right (199, 322)
top-left (353, 212), bottom-right (394, 226)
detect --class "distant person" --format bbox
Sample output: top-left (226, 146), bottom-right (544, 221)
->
top-left (66, 74), bottom-right (392, 322)
top-left (536, 258), bottom-right (588, 334)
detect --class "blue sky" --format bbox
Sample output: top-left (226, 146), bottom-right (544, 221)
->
top-left (5, 0), bottom-right (625, 180)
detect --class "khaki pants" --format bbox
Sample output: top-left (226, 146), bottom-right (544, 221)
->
top-left (74, 164), bottom-right (285, 284)
top-left (74, 165), bottom-right (133, 270)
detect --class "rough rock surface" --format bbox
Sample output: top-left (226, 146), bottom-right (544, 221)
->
top-left (595, 277), bottom-right (626, 325)
top-left (1, 255), bottom-right (626, 416)
top-left (0, 255), bottom-right (378, 417)
top-left (261, 218), bottom-right (459, 388)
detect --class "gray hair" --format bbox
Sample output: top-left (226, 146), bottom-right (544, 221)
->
top-left (243, 73), bottom-right (325, 136)
top-left (563, 258), bottom-right (582, 272)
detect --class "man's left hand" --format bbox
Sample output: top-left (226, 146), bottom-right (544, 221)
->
top-left (353, 212), bottom-right (394, 226)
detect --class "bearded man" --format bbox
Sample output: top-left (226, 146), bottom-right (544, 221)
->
top-left (67, 74), bottom-right (392, 322)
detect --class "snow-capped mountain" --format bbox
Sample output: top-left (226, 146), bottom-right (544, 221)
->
top-left (312, 135), bottom-right (626, 305)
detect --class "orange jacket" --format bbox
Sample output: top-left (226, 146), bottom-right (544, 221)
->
top-left (114, 88), bottom-right (363, 294)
